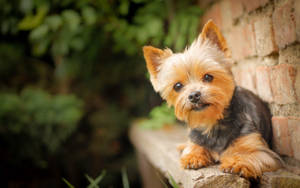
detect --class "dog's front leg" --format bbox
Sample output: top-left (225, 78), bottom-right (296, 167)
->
top-left (178, 141), bottom-right (214, 169)
top-left (219, 133), bottom-right (282, 179)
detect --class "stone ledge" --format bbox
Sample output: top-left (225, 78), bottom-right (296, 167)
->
top-left (129, 125), bottom-right (249, 188)
top-left (129, 124), bottom-right (300, 188)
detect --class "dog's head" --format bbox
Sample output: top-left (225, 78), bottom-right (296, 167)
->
top-left (143, 20), bottom-right (235, 131)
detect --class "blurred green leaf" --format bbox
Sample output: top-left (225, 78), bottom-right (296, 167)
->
top-left (32, 37), bottom-right (50, 56)
top-left (29, 24), bottom-right (49, 41)
top-left (140, 103), bottom-right (176, 129)
top-left (0, 88), bottom-right (83, 166)
top-left (86, 170), bottom-right (106, 188)
top-left (18, 5), bottom-right (49, 30)
top-left (45, 15), bottom-right (62, 31)
top-left (169, 173), bottom-right (180, 188)
top-left (119, 0), bottom-right (129, 15)
top-left (122, 167), bottom-right (130, 188)
top-left (62, 9), bottom-right (81, 31)
top-left (62, 178), bottom-right (75, 188)
top-left (81, 6), bottom-right (97, 25)
top-left (19, 0), bottom-right (34, 14)
top-left (70, 37), bottom-right (85, 51)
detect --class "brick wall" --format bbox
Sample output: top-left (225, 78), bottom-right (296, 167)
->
top-left (201, 0), bottom-right (300, 162)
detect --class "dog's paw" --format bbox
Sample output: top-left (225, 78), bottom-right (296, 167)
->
top-left (220, 160), bottom-right (257, 178)
top-left (176, 143), bottom-right (187, 153)
top-left (180, 153), bottom-right (209, 169)
top-left (179, 142), bottom-right (213, 169)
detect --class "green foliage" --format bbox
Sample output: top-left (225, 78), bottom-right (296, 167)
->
top-left (18, 5), bottom-right (49, 30)
top-left (140, 103), bottom-right (176, 129)
top-left (122, 167), bottom-right (130, 188)
top-left (0, 88), bottom-right (83, 167)
top-left (105, 0), bottom-right (203, 54)
top-left (62, 170), bottom-right (126, 188)
top-left (62, 178), bottom-right (75, 188)
top-left (169, 173), bottom-right (180, 188)
top-left (1, 0), bottom-right (202, 58)
top-left (0, 0), bottom-right (203, 186)
top-left (86, 170), bottom-right (107, 188)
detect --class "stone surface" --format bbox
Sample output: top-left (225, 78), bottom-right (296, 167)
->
top-left (130, 124), bottom-right (300, 187)
top-left (129, 125), bottom-right (250, 188)
top-left (259, 170), bottom-right (300, 188)
top-left (137, 152), bottom-right (165, 188)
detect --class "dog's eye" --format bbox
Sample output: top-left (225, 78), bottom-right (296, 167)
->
top-left (173, 82), bottom-right (183, 92)
top-left (203, 74), bottom-right (214, 82)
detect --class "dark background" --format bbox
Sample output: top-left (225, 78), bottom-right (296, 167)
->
top-left (0, 0), bottom-right (203, 187)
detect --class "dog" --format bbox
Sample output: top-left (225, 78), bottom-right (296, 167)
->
top-left (143, 20), bottom-right (282, 179)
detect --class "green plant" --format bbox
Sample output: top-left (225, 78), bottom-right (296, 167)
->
top-left (168, 173), bottom-right (180, 188)
top-left (0, 0), bottom-right (203, 186)
top-left (122, 167), bottom-right (130, 188)
top-left (1, 0), bottom-right (202, 81)
top-left (63, 169), bottom-right (131, 188)
top-left (85, 170), bottom-right (107, 188)
top-left (140, 103), bottom-right (176, 129)
top-left (0, 88), bottom-right (83, 167)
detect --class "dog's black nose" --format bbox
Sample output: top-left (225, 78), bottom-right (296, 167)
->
top-left (188, 91), bottom-right (201, 103)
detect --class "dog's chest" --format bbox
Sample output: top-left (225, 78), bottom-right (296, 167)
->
top-left (189, 124), bottom-right (240, 153)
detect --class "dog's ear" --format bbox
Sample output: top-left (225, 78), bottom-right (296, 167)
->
top-left (143, 46), bottom-right (172, 77)
top-left (143, 46), bottom-right (172, 91)
top-left (200, 20), bottom-right (231, 57)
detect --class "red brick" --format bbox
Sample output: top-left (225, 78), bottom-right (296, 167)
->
top-left (272, 116), bottom-right (293, 157)
top-left (239, 64), bottom-right (257, 94)
top-left (232, 66), bottom-right (242, 86)
top-left (288, 117), bottom-right (300, 160)
top-left (253, 16), bottom-right (278, 56)
top-left (227, 24), bottom-right (256, 61)
top-left (241, 0), bottom-right (269, 13)
top-left (295, 0), bottom-right (300, 41)
top-left (295, 65), bottom-right (300, 103)
top-left (202, 3), bottom-right (222, 29)
top-left (272, 0), bottom-right (297, 49)
top-left (256, 66), bottom-right (273, 102)
top-left (229, 0), bottom-right (243, 19)
top-left (270, 64), bottom-right (297, 104)
top-left (220, 0), bottom-right (233, 31)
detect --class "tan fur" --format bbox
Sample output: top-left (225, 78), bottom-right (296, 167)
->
top-left (219, 133), bottom-right (282, 178)
top-left (143, 21), bottom-right (233, 132)
top-left (201, 20), bottom-right (231, 58)
top-left (143, 46), bottom-right (173, 91)
top-left (179, 141), bottom-right (214, 169)
top-left (143, 20), bottom-right (281, 179)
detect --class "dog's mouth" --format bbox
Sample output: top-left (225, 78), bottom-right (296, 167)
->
top-left (191, 103), bottom-right (210, 111)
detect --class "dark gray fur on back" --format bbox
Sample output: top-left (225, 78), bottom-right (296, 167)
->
top-left (189, 86), bottom-right (272, 154)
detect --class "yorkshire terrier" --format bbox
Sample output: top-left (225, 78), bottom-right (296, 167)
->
top-left (143, 20), bottom-right (282, 179)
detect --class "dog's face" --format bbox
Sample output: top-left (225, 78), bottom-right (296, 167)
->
top-left (143, 21), bottom-right (235, 131)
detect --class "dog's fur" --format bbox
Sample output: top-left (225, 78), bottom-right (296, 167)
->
top-left (143, 20), bottom-right (282, 179)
